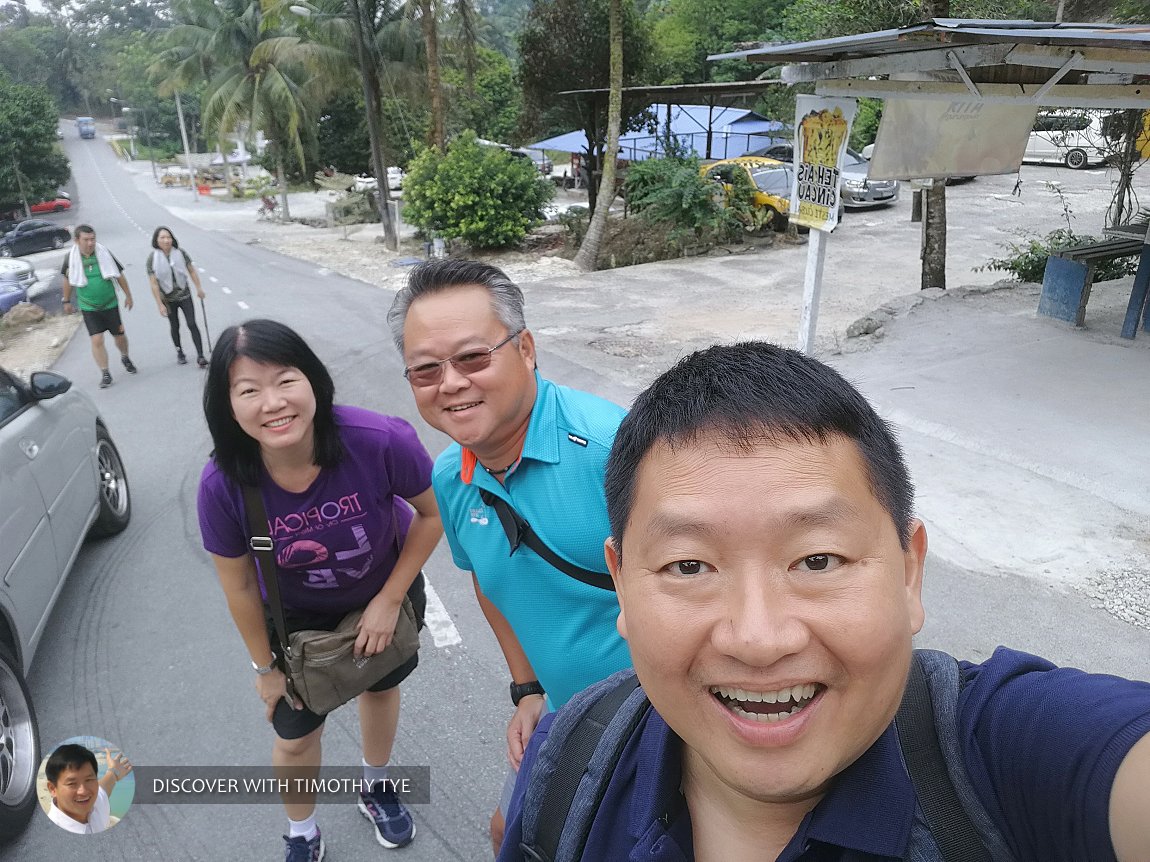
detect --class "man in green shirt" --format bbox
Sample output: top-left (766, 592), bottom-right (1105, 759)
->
top-left (60, 224), bottom-right (137, 389)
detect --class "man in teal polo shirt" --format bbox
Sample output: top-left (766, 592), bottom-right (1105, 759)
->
top-left (60, 224), bottom-right (137, 389)
top-left (388, 259), bottom-right (632, 853)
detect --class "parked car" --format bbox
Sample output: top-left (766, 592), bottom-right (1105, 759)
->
top-left (701, 157), bottom-right (794, 231)
top-left (860, 143), bottom-right (975, 185)
top-left (29, 197), bottom-right (71, 215)
top-left (509, 148), bottom-right (553, 176)
top-left (0, 259), bottom-right (36, 291)
top-left (754, 143), bottom-right (900, 210)
top-left (0, 220), bottom-right (72, 258)
top-left (0, 367), bottom-right (131, 839)
top-left (0, 282), bottom-right (28, 315)
top-left (386, 166), bottom-right (404, 190)
top-left (1025, 110), bottom-right (1111, 169)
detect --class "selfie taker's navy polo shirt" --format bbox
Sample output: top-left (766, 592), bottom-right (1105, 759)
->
top-left (501, 647), bottom-right (1150, 861)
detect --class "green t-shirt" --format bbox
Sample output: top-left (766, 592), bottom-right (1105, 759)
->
top-left (61, 253), bottom-right (122, 312)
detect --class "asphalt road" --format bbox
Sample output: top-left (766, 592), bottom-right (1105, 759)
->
top-left (6, 135), bottom-right (1148, 861)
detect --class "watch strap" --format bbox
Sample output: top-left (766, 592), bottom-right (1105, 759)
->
top-left (511, 680), bottom-right (546, 706)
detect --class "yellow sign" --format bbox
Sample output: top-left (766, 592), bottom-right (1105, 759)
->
top-left (790, 97), bottom-right (857, 232)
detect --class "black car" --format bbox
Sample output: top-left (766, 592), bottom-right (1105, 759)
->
top-left (0, 220), bottom-right (71, 258)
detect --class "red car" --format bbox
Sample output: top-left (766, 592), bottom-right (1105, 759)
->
top-left (29, 197), bottom-right (71, 214)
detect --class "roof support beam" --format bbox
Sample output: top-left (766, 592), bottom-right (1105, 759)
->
top-left (780, 43), bottom-right (1012, 83)
top-left (947, 51), bottom-right (982, 98)
top-left (1004, 43), bottom-right (1150, 75)
top-left (815, 79), bottom-right (1150, 108)
top-left (1032, 51), bottom-right (1082, 101)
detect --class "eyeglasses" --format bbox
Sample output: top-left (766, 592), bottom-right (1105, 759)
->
top-left (403, 329), bottom-right (524, 387)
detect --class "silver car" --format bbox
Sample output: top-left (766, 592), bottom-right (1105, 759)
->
top-left (0, 367), bottom-right (130, 839)
top-left (839, 149), bottom-right (900, 209)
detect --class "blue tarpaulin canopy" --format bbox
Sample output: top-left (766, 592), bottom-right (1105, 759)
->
top-left (527, 103), bottom-right (789, 162)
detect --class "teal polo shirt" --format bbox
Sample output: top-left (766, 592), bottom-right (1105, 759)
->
top-left (432, 373), bottom-right (633, 708)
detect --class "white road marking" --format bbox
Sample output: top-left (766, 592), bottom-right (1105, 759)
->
top-left (422, 578), bottom-right (462, 648)
top-left (209, 275), bottom-right (218, 283)
top-left (237, 300), bottom-right (250, 310)
top-left (222, 287), bottom-right (232, 294)
top-left (316, 268), bottom-right (331, 276)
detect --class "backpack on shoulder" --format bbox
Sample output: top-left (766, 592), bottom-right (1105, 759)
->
top-left (517, 650), bottom-right (1017, 862)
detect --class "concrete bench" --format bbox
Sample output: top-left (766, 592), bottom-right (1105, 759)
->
top-left (1038, 236), bottom-right (1144, 328)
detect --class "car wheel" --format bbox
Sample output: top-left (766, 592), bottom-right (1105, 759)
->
top-left (0, 643), bottom-right (39, 842)
top-left (1065, 148), bottom-right (1089, 169)
top-left (51, 235), bottom-right (65, 250)
top-left (89, 426), bottom-right (131, 538)
top-left (52, 205), bottom-right (65, 213)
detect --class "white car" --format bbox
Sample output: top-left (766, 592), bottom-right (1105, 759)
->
top-left (1025, 111), bottom-right (1111, 169)
top-left (386, 166), bottom-right (404, 190)
top-left (0, 368), bottom-right (131, 839)
top-left (0, 259), bottom-right (37, 292)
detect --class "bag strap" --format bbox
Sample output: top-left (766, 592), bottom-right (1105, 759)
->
top-left (241, 484), bottom-right (292, 665)
top-left (478, 488), bottom-right (615, 592)
top-left (896, 651), bottom-right (993, 862)
top-left (521, 673), bottom-right (646, 862)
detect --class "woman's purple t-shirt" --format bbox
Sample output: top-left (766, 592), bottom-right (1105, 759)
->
top-left (197, 406), bottom-right (433, 615)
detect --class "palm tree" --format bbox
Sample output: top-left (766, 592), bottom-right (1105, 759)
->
top-left (153, 0), bottom-right (322, 220)
top-left (573, 0), bottom-right (622, 272)
top-left (405, 0), bottom-right (476, 150)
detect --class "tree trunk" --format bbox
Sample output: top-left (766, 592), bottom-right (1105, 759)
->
top-left (421, 0), bottom-right (445, 150)
top-left (276, 153), bottom-right (291, 221)
top-left (353, 0), bottom-right (397, 249)
top-left (1106, 110), bottom-right (1141, 229)
top-left (921, 181), bottom-right (946, 290)
top-left (573, 0), bottom-right (622, 272)
top-left (920, 0), bottom-right (949, 290)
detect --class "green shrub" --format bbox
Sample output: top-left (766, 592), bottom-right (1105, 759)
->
top-left (402, 130), bottom-right (553, 249)
top-left (979, 228), bottom-right (1139, 283)
top-left (624, 155), bottom-right (741, 242)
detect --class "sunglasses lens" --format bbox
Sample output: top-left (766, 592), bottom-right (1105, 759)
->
top-left (451, 353), bottom-right (492, 376)
top-left (406, 366), bottom-right (442, 387)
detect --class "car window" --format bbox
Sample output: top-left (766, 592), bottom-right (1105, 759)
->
top-left (0, 369), bottom-right (29, 425)
top-left (751, 166), bottom-right (791, 195)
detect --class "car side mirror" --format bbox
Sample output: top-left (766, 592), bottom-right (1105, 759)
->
top-left (29, 371), bottom-right (72, 399)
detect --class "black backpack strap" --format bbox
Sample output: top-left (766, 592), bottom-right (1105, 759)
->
top-left (896, 652), bottom-right (993, 862)
top-left (479, 488), bottom-right (615, 592)
top-left (520, 673), bottom-right (647, 862)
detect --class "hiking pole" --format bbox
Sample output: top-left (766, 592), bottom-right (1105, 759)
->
top-left (199, 295), bottom-right (212, 353)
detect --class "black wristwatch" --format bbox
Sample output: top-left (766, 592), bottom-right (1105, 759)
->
top-left (510, 680), bottom-right (545, 706)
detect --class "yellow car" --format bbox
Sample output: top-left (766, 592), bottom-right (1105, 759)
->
top-left (701, 157), bottom-right (794, 231)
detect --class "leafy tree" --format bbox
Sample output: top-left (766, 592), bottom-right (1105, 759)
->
top-left (646, 0), bottom-right (789, 85)
top-left (518, 0), bottom-right (651, 211)
top-left (402, 129), bottom-right (553, 247)
top-left (0, 77), bottom-right (70, 211)
top-left (443, 46), bottom-right (521, 144)
top-left (783, 0), bottom-right (1055, 41)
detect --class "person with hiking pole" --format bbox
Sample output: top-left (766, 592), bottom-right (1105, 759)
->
top-left (146, 226), bottom-right (209, 368)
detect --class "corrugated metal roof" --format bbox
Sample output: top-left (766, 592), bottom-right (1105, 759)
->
top-left (708, 18), bottom-right (1150, 65)
top-left (527, 103), bottom-right (788, 161)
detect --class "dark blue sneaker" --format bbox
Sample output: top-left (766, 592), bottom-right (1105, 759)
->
top-left (283, 827), bottom-right (324, 862)
top-left (358, 782), bottom-right (415, 848)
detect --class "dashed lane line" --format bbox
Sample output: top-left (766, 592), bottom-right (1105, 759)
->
top-left (422, 578), bottom-right (462, 648)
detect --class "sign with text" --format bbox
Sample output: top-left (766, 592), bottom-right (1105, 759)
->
top-left (790, 96), bottom-right (857, 232)
top-left (868, 100), bottom-right (1037, 180)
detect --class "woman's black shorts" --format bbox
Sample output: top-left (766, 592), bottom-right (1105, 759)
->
top-left (266, 573), bottom-right (427, 740)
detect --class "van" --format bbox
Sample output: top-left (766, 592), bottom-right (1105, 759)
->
top-left (76, 117), bottom-right (96, 140)
top-left (1024, 111), bottom-right (1110, 169)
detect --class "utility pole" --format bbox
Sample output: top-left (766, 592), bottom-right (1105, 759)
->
top-left (11, 158), bottom-right (30, 218)
top-left (175, 92), bottom-right (198, 202)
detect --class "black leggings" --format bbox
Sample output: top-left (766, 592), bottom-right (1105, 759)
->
top-left (165, 296), bottom-right (204, 357)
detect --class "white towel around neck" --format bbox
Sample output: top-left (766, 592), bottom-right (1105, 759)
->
top-left (151, 248), bottom-right (191, 295)
top-left (67, 242), bottom-right (120, 289)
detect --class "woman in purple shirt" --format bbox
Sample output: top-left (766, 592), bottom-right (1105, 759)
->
top-left (197, 319), bottom-right (442, 862)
